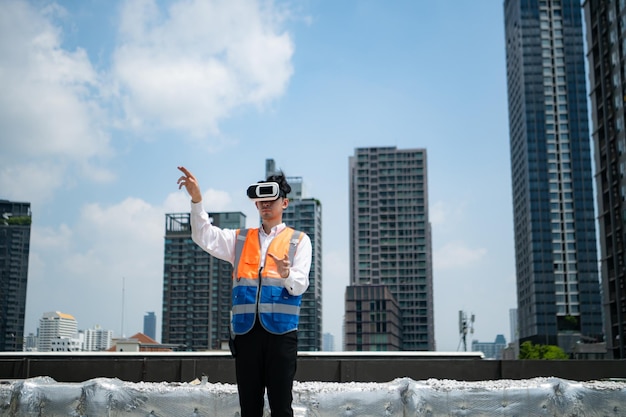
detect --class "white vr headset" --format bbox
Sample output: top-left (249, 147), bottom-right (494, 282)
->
top-left (247, 182), bottom-right (282, 201)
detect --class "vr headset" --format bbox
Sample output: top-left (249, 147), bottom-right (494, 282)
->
top-left (246, 182), bottom-right (283, 201)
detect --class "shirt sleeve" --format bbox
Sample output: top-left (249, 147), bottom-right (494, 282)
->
top-left (284, 232), bottom-right (312, 296)
top-left (190, 201), bottom-right (237, 265)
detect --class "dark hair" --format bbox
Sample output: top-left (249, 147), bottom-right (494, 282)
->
top-left (265, 171), bottom-right (291, 198)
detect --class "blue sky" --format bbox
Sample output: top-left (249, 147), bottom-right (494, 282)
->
top-left (1, 0), bottom-right (515, 351)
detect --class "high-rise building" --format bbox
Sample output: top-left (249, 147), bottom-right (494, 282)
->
top-left (344, 284), bottom-right (402, 351)
top-left (584, 0), bottom-right (626, 359)
top-left (509, 308), bottom-right (518, 346)
top-left (143, 312), bottom-right (156, 341)
top-left (266, 159), bottom-right (323, 351)
top-left (504, 0), bottom-right (603, 354)
top-left (472, 334), bottom-right (508, 360)
top-left (37, 311), bottom-right (78, 352)
top-left (322, 332), bottom-right (335, 351)
top-left (83, 325), bottom-right (113, 351)
top-left (162, 211), bottom-right (245, 351)
top-left (508, 308), bottom-right (520, 359)
top-left (0, 200), bottom-right (31, 352)
top-left (23, 333), bottom-right (37, 352)
top-left (347, 147), bottom-right (434, 351)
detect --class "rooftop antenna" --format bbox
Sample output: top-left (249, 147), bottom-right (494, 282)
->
top-left (121, 277), bottom-right (125, 338)
top-left (457, 310), bottom-right (475, 352)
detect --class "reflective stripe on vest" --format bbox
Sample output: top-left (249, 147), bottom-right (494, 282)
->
top-left (231, 227), bottom-right (303, 335)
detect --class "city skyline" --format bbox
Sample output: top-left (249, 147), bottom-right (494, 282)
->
top-left (3, 1), bottom-right (514, 351)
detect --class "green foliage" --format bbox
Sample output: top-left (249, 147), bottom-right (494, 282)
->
top-left (519, 341), bottom-right (569, 360)
top-left (4, 216), bottom-right (32, 226)
top-left (557, 315), bottom-right (580, 332)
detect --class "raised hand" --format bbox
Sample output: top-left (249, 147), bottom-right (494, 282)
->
top-left (177, 166), bottom-right (202, 203)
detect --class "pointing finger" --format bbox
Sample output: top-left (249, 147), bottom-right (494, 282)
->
top-left (178, 166), bottom-right (195, 179)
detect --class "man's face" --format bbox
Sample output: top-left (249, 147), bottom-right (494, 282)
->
top-left (255, 197), bottom-right (288, 220)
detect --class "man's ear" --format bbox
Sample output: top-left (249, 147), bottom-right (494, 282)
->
top-left (282, 198), bottom-right (289, 209)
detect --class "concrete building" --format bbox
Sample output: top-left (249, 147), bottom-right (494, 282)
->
top-left (83, 325), bottom-right (113, 352)
top-left (266, 158), bottom-right (323, 351)
top-left (347, 147), bottom-right (434, 351)
top-left (0, 199), bottom-right (31, 352)
top-left (107, 332), bottom-right (175, 352)
top-left (583, 0), bottom-right (626, 358)
top-left (50, 337), bottom-right (82, 352)
top-left (37, 312), bottom-right (78, 352)
top-left (509, 308), bottom-right (519, 358)
top-left (504, 0), bottom-right (603, 354)
top-left (22, 333), bottom-right (37, 352)
top-left (344, 284), bottom-right (402, 351)
top-left (162, 212), bottom-right (245, 351)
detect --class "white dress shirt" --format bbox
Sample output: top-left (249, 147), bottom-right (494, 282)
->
top-left (189, 201), bottom-right (311, 296)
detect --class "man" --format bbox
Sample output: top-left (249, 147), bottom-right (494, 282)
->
top-left (177, 166), bottom-right (312, 417)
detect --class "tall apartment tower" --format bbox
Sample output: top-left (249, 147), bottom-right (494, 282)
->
top-left (347, 147), bottom-right (434, 351)
top-left (584, 0), bottom-right (626, 358)
top-left (0, 199), bottom-right (31, 352)
top-left (265, 159), bottom-right (323, 351)
top-left (143, 311), bottom-right (156, 341)
top-left (37, 311), bottom-right (78, 352)
top-left (162, 211), bottom-right (245, 351)
top-left (504, 0), bottom-right (603, 354)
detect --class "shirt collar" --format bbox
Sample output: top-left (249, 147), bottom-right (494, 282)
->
top-left (260, 223), bottom-right (286, 237)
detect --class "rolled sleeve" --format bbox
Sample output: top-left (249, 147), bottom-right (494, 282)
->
top-left (190, 201), bottom-right (237, 264)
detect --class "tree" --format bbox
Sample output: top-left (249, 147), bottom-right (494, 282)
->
top-left (519, 341), bottom-right (569, 360)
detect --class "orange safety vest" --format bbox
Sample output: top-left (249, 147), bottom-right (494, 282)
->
top-left (231, 227), bottom-right (304, 335)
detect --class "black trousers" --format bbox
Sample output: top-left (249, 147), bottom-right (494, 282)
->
top-left (234, 321), bottom-right (298, 417)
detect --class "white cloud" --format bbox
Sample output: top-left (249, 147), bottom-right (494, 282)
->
top-left (111, 0), bottom-right (294, 138)
top-left (0, 161), bottom-right (65, 203)
top-left (201, 189), bottom-right (233, 211)
top-left (163, 191), bottom-right (194, 214)
top-left (26, 197), bottom-right (165, 337)
top-left (434, 241), bottom-right (487, 270)
top-left (25, 189), bottom-right (246, 339)
top-left (31, 222), bottom-right (73, 252)
top-left (163, 188), bottom-right (234, 213)
top-left (429, 201), bottom-right (447, 226)
top-left (0, 0), bottom-right (113, 204)
top-left (429, 200), bottom-right (467, 230)
top-left (0, 0), bottom-right (295, 205)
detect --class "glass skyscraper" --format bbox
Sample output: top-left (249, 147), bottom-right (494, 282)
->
top-left (143, 311), bottom-right (156, 341)
top-left (347, 147), bottom-right (434, 351)
top-left (162, 211), bottom-right (245, 351)
top-left (504, 0), bottom-right (603, 353)
top-left (0, 199), bottom-right (31, 352)
top-left (584, 0), bottom-right (626, 358)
